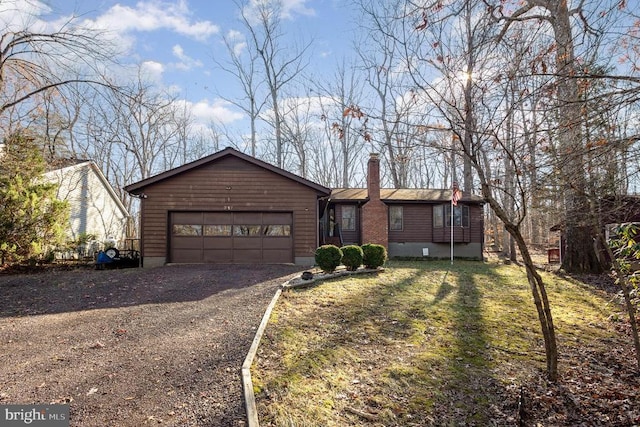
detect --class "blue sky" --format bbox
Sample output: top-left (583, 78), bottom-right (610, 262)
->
top-left (18, 0), bottom-right (357, 127)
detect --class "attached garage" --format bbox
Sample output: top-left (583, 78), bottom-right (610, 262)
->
top-left (170, 211), bottom-right (293, 263)
top-left (124, 147), bottom-right (331, 267)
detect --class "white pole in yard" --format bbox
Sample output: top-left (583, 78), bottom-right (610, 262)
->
top-left (451, 194), bottom-right (454, 265)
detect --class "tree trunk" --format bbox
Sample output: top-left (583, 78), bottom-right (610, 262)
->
top-left (549, 0), bottom-right (602, 273)
top-left (562, 224), bottom-right (602, 273)
top-left (342, 116), bottom-right (349, 188)
top-left (488, 188), bottom-right (559, 381)
top-left (271, 86), bottom-right (283, 168)
top-left (509, 235), bottom-right (517, 262)
top-left (462, 8), bottom-right (475, 194)
top-left (518, 235), bottom-right (559, 381)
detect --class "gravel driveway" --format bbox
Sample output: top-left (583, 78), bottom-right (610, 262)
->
top-left (0, 264), bottom-right (304, 426)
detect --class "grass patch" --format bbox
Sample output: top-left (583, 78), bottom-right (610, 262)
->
top-left (253, 260), bottom-right (636, 426)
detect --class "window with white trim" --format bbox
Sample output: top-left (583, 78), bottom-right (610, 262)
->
top-left (342, 205), bottom-right (356, 231)
top-left (433, 204), bottom-right (469, 227)
top-left (389, 205), bottom-right (403, 231)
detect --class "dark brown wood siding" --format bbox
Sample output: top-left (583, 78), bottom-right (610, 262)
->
top-left (469, 204), bottom-right (484, 242)
top-left (388, 203), bottom-right (483, 244)
top-left (139, 156), bottom-right (321, 262)
top-left (388, 204), bottom-right (432, 242)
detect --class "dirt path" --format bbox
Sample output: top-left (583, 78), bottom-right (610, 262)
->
top-left (0, 264), bottom-right (303, 426)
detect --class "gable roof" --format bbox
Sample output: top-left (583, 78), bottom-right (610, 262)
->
top-left (45, 160), bottom-right (130, 218)
top-left (330, 188), bottom-right (484, 204)
top-left (124, 147), bottom-right (331, 196)
top-left (46, 157), bottom-right (90, 172)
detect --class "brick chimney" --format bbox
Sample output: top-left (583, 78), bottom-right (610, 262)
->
top-left (361, 153), bottom-right (388, 249)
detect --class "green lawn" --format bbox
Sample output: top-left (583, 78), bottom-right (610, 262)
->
top-left (252, 260), bottom-right (637, 426)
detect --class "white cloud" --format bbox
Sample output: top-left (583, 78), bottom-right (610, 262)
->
top-left (232, 41), bottom-right (247, 57)
top-left (0, 0), bottom-right (57, 33)
top-left (243, 0), bottom-right (315, 22)
top-left (172, 44), bottom-right (203, 71)
top-left (0, 0), bottom-right (220, 47)
top-left (280, 0), bottom-right (315, 19)
top-left (86, 0), bottom-right (219, 48)
top-left (258, 94), bottom-right (332, 129)
top-left (226, 29), bottom-right (244, 41)
top-left (172, 45), bottom-right (186, 59)
top-left (140, 60), bottom-right (165, 82)
top-left (225, 29), bottom-right (247, 57)
top-left (177, 98), bottom-right (244, 125)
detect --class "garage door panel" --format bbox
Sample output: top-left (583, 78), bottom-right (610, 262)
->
top-left (263, 237), bottom-right (291, 249)
top-left (233, 249), bottom-right (262, 262)
top-left (204, 212), bottom-right (232, 223)
top-left (203, 237), bottom-right (232, 249)
top-left (169, 211), bottom-right (293, 264)
top-left (172, 237), bottom-right (203, 249)
top-left (234, 238), bottom-right (262, 249)
top-left (171, 249), bottom-right (203, 263)
top-left (203, 249), bottom-right (232, 263)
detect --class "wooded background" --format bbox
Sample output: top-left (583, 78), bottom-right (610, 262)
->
top-left (1, 0), bottom-right (639, 274)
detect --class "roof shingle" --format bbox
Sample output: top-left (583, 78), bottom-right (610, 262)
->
top-left (330, 188), bottom-right (484, 203)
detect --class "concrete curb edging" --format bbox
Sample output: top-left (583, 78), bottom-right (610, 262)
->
top-left (242, 281), bottom-right (289, 427)
top-left (242, 268), bottom-right (383, 426)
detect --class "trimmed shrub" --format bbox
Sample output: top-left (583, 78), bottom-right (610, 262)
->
top-left (341, 245), bottom-right (364, 271)
top-left (362, 243), bottom-right (387, 269)
top-left (315, 245), bottom-right (343, 273)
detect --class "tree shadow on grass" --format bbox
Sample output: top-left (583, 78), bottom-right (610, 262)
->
top-left (431, 270), bottom-right (455, 306)
top-left (423, 264), bottom-right (504, 425)
top-left (256, 261), bottom-right (521, 426)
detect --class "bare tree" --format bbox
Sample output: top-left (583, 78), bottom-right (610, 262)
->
top-left (279, 89), bottom-right (314, 178)
top-left (387, 0), bottom-right (560, 380)
top-left (111, 78), bottom-right (183, 180)
top-left (491, 0), bottom-right (605, 273)
top-left (313, 59), bottom-right (368, 188)
top-left (0, 3), bottom-right (119, 121)
top-left (75, 66), bottom-right (194, 211)
top-left (356, 4), bottom-right (435, 189)
top-left (31, 84), bottom-right (83, 162)
top-left (214, 27), bottom-right (266, 157)
top-left (192, 124), bottom-right (225, 155)
top-left (237, 0), bottom-right (310, 168)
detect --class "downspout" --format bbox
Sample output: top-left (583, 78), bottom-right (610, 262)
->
top-left (319, 195), bottom-right (331, 246)
top-left (128, 192), bottom-right (147, 267)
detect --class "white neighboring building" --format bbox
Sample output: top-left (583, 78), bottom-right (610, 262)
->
top-left (45, 160), bottom-right (129, 255)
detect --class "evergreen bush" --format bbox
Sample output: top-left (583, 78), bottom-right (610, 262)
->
top-left (0, 132), bottom-right (68, 264)
top-left (362, 243), bottom-right (387, 269)
top-left (341, 245), bottom-right (363, 271)
top-left (315, 245), bottom-right (343, 273)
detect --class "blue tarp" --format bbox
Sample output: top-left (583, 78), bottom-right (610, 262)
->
top-left (96, 251), bottom-right (113, 264)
